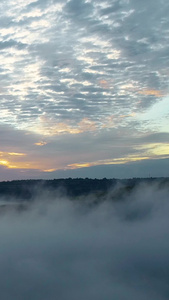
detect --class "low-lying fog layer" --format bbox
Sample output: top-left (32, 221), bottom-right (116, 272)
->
top-left (0, 182), bottom-right (169, 300)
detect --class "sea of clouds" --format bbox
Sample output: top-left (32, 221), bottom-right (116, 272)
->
top-left (0, 182), bottom-right (169, 299)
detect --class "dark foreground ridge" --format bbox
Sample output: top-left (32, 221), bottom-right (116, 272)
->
top-left (0, 177), bottom-right (169, 201)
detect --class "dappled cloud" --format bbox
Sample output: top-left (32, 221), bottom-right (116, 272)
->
top-left (30, 116), bottom-right (97, 136)
top-left (0, 0), bottom-right (168, 178)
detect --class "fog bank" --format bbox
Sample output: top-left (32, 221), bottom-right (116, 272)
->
top-left (0, 182), bottom-right (169, 300)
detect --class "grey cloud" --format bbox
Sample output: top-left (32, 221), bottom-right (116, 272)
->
top-left (0, 125), bottom-right (43, 152)
top-left (0, 166), bottom-right (44, 181)
top-left (27, 0), bottom-right (65, 9)
top-left (0, 16), bottom-right (12, 28)
top-left (138, 132), bottom-right (169, 144)
top-left (0, 40), bottom-right (26, 50)
top-left (99, 2), bottom-right (122, 16)
top-left (26, 0), bottom-right (51, 9)
top-left (65, 0), bottom-right (93, 19)
top-left (32, 128), bottom-right (165, 167)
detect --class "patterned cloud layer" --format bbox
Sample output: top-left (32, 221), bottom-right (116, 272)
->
top-left (0, 0), bottom-right (169, 178)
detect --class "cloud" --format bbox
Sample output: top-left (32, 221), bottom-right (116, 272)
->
top-left (0, 182), bottom-right (169, 299)
top-left (0, 0), bottom-right (168, 133)
top-left (0, 122), bottom-right (169, 179)
top-left (42, 157), bottom-right (169, 179)
top-left (0, 0), bottom-right (169, 178)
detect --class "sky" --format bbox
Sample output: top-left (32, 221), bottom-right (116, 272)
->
top-left (0, 0), bottom-right (169, 180)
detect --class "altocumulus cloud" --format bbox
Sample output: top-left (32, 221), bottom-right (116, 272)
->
top-left (0, 0), bottom-right (169, 178)
top-left (0, 183), bottom-right (169, 299)
top-left (0, 0), bottom-right (169, 131)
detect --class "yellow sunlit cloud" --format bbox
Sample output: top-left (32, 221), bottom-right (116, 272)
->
top-left (29, 116), bottom-right (97, 136)
top-left (44, 168), bottom-right (57, 172)
top-left (68, 163), bottom-right (92, 169)
top-left (36, 123), bottom-right (81, 136)
top-left (67, 155), bottom-right (151, 170)
top-left (0, 160), bottom-right (9, 166)
top-left (67, 143), bottom-right (169, 171)
top-left (0, 151), bottom-right (25, 158)
top-left (136, 143), bottom-right (169, 157)
top-left (0, 160), bottom-right (42, 170)
top-left (34, 141), bottom-right (47, 146)
top-left (0, 141), bottom-right (168, 173)
top-left (0, 151), bottom-right (33, 170)
top-left (152, 144), bottom-right (169, 156)
top-left (138, 89), bottom-right (165, 97)
top-left (8, 152), bottom-right (26, 156)
top-left (119, 113), bottom-right (136, 119)
top-left (0, 160), bottom-right (18, 169)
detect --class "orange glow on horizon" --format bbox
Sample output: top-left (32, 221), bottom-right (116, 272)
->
top-left (0, 141), bottom-right (169, 173)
